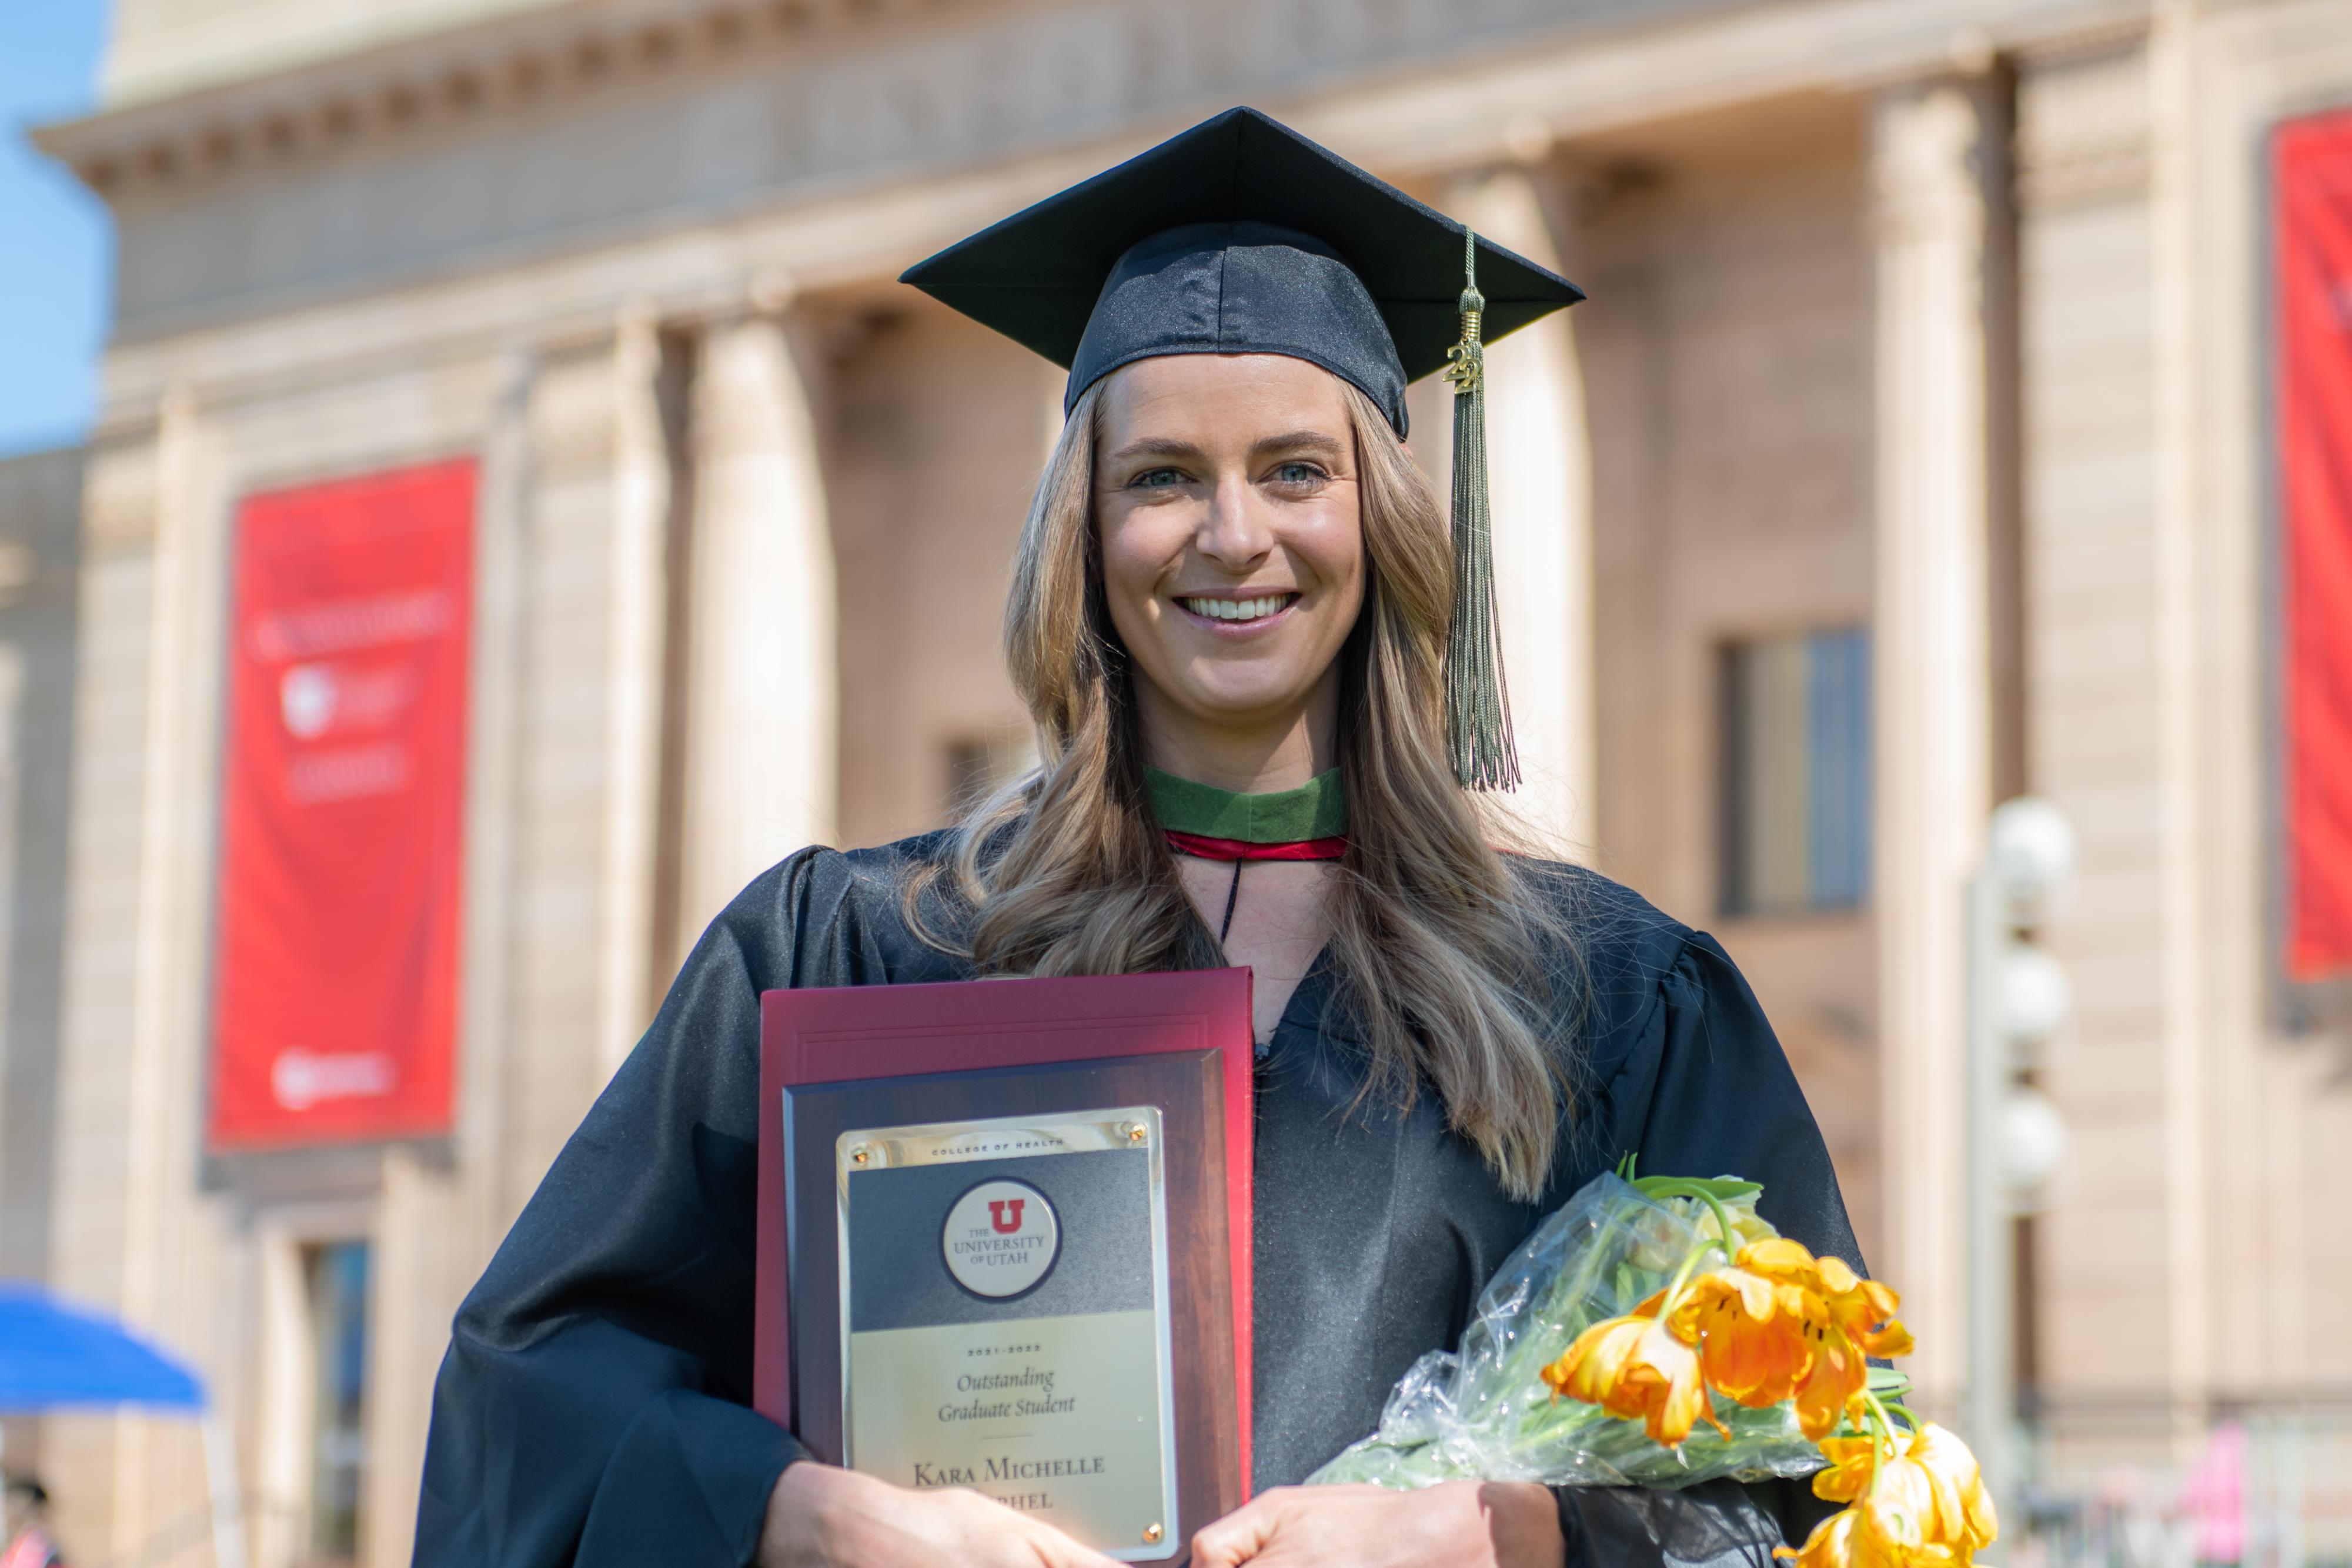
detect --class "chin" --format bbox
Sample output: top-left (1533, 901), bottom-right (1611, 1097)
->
top-left (1173, 686), bottom-right (1322, 730)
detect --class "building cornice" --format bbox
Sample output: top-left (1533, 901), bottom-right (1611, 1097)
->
top-left (37, 0), bottom-right (2152, 212)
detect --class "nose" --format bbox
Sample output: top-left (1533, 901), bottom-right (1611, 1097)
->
top-left (1195, 469), bottom-right (1274, 572)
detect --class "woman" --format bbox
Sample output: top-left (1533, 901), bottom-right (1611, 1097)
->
top-left (416, 109), bottom-right (1860, 1568)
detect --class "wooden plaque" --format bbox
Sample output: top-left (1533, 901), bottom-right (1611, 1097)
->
top-left (757, 970), bottom-right (1255, 1561)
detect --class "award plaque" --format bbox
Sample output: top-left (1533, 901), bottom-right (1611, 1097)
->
top-left (757, 971), bottom-right (1254, 1563)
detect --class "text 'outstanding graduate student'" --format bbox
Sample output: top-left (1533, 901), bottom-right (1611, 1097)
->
top-left (415, 107), bottom-right (1863, 1568)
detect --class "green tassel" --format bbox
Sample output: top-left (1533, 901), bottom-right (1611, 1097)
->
top-left (1442, 230), bottom-right (1519, 791)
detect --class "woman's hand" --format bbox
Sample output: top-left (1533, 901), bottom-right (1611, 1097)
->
top-left (759, 1461), bottom-right (1125, 1568)
top-left (1187, 1481), bottom-right (1565, 1568)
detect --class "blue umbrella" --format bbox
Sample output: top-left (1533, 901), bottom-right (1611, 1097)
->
top-left (0, 1283), bottom-right (204, 1412)
top-left (0, 1286), bottom-right (240, 1567)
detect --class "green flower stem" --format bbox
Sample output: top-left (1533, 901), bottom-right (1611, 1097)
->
top-left (1859, 1392), bottom-right (1907, 1460)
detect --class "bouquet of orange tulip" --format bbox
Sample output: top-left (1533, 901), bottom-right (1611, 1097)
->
top-left (1311, 1168), bottom-right (2000, 1568)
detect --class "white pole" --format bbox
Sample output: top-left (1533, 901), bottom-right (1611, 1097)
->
top-left (1963, 864), bottom-right (2017, 1537)
top-left (201, 1413), bottom-right (250, 1568)
top-left (2280, 1413), bottom-right (2305, 1568)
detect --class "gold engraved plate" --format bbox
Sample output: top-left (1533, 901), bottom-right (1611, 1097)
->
top-left (837, 1107), bottom-right (1178, 1560)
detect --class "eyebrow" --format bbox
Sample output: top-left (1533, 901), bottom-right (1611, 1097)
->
top-left (1252, 430), bottom-right (1347, 461)
top-left (1107, 437), bottom-right (1203, 464)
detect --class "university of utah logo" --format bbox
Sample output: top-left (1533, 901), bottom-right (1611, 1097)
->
top-left (943, 1178), bottom-right (1060, 1299)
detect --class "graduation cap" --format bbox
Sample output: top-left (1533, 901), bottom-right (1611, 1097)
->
top-left (901, 106), bottom-right (1584, 791)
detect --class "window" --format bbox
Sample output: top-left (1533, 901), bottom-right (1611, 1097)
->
top-left (304, 1239), bottom-right (371, 1561)
top-left (1719, 627), bottom-right (1871, 917)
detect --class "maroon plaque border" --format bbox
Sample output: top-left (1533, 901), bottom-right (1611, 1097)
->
top-left (784, 1052), bottom-right (1240, 1553)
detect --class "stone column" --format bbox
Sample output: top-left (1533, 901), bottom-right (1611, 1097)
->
top-left (45, 385), bottom-right (236, 1558)
top-left (1446, 166), bottom-right (1596, 854)
top-left (2143, 0), bottom-right (2211, 1423)
top-left (594, 307), bottom-right (672, 1078)
top-left (456, 348), bottom-right (533, 1259)
top-left (681, 307), bottom-right (838, 948)
top-left (1870, 78), bottom-right (2002, 1409)
top-left (2015, 25), bottom-right (2218, 1445)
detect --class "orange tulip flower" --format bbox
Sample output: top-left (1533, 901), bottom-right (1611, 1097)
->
top-left (1541, 1312), bottom-right (1730, 1446)
top-left (1907, 1424), bottom-right (1999, 1556)
top-left (1542, 1314), bottom-right (1647, 1406)
top-left (1670, 1263), bottom-right (1814, 1407)
top-left (1779, 1425), bottom-right (1999, 1568)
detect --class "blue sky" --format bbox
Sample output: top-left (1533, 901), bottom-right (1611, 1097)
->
top-left (0, 1), bottom-right (111, 461)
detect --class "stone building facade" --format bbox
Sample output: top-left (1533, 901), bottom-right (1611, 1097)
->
top-left (0, 447), bottom-right (81, 1343)
top-left (9, 0), bottom-right (2351, 1560)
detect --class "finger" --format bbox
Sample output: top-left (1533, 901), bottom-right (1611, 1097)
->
top-left (1188, 1497), bottom-right (1285, 1568)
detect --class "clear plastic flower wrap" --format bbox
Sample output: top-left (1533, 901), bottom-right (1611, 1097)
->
top-left (1308, 1171), bottom-right (1828, 1491)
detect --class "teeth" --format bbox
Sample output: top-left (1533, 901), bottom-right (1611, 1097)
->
top-left (1180, 594), bottom-right (1290, 622)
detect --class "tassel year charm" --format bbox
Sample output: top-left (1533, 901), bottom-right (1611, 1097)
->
top-left (1443, 230), bottom-right (1520, 792)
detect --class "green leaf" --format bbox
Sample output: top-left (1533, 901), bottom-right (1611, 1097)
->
top-left (1631, 1174), bottom-right (1765, 1203)
top-left (1866, 1368), bottom-right (1914, 1399)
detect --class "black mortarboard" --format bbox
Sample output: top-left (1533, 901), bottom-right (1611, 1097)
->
top-left (901, 106), bottom-right (1587, 790)
top-left (900, 106), bottom-right (1581, 437)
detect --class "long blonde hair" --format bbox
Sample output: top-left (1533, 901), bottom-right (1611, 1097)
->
top-left (911, 373), bottom-right (1582, 1199)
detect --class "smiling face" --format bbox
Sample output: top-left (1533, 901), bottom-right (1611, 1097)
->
top-left (1093, 353), bottom-right (1369, 783)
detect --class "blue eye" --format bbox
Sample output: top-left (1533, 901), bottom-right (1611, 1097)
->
top-left (1130, 468), bottom-right (1185, 489)
top-left (1271, 461), bottom-right (1325, 485)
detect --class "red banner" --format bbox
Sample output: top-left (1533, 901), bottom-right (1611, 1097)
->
top-left (2280, 111), bottom-right (2352, 983)
top-left (208, 460), bottom-right (474, 1149)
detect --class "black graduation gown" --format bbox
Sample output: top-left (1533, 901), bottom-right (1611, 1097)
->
top-left (413, 834), bottom-right (1862, 1567)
